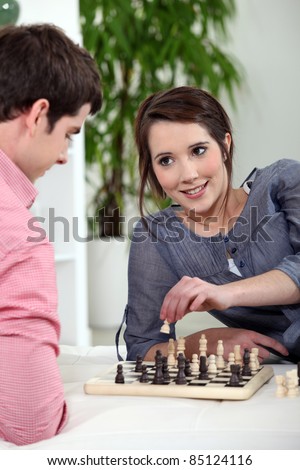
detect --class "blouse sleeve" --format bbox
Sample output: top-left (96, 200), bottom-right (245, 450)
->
top-left (123, 220), bottom-right (179, 360)
top-left (273, 159), bottom-right (300, 288)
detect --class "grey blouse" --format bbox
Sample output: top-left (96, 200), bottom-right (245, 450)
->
top-left (122, 159), bottom-right (300, 361)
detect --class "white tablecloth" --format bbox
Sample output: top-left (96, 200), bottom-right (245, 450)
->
top-left (1, 345), bottom-right (299, 450)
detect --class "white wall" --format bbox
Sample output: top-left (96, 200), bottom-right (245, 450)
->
top-left (222, 0), bottom-right (300, 184)
top-left (17, 0), bottom-right (80, 37)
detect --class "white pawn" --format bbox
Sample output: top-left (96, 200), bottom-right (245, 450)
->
top-left (275, 375), bottom-right (287, 398)
top-left (249, 352), bottom-right (258, 373)
top-left (160, 320), bottom-right (170, 334)
top-left (234, 344), bottom-right (242, 366)
top-left (207, 354), bottom-right (217, 374)
top-left (216, 339), bottom-right (225, 369)
top-left (226, 352), bottom-right (235, 371)
top-left (190, 353), bottom-right (199, 373)
top-left (286, 369), bottom-right (299, 397)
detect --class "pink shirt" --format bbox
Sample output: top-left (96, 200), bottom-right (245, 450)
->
top-left (0, 149), bottom-right (67, 445)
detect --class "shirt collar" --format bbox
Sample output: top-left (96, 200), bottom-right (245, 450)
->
top-left (0, 149), bottom-right (38, 209)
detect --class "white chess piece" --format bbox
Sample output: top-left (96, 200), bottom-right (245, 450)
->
top-left (160, 319), bottom-right (170, 334)
top-left (207, 354), bottom-right (217, 374)
top-left (177, 336), bottom-right (186, 358)
top-left (167, 338), bottom-right (176, 367)
top-left (216, 339), bottom-right (225, 369)
top-left (226, 352), bottom-right (235, 371)
top-left (234, 344), bottom-right (242, 366)
top-left (286, 369), bottom-right (299, 397)
top-left (199, 334), bottom-right (207, 358)
top-left (275, 375), bottom-right (287, 398)
top-left (249, 352), bottom-right (258, 373)
top-left (251, 347), bottom-right (260, 369)
top-left (190, 353), bottom-right (199, 373)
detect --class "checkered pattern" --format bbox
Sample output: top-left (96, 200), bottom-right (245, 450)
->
top-left (0, 150), bottom-right (67, 446)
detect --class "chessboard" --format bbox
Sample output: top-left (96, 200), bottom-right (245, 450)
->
top-left (84, 358), bottom-right (274, 401)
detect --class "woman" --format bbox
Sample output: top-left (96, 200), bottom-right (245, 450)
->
top-left (121, 86), bottom-right (300, 364)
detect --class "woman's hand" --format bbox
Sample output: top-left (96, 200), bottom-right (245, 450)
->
top-left (160, 276), bottom-right (231, 323)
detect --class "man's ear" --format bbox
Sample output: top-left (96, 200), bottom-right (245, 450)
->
top-left (25, 99), bottom-right (50, 136)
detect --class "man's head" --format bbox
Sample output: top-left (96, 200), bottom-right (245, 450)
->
top-left (0, 23), bottom-right (102, 130)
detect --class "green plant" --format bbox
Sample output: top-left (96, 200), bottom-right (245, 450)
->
top-left (80, 0), bottom-right (242, 237)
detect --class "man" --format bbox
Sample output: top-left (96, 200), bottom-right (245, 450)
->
top-left (0, 23), bottom-right (102, 445)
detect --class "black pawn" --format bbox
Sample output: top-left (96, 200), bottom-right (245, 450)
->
top-left (184, 358), bottom-right (192, 377)
top-left (139, 364), bottom-right (149, 383)
top-left (229, 364), bottom-right (240, 387)
top-left (242, 348), bottom-right (251, 376)
top-left (162, 356), bottom-right (170, 383)
top-left (153, 354), bottom-right (164, 384)
top-left (135, 355), bottom-right (143, 372)
top-left (199, 355), bottom-right (209, 380)
top-left (175, 353), bottom-right (187, 385)
top-left (115, 364), bottom-right (125, 384)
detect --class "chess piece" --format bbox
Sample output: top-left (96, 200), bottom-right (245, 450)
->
top-left (199, 355), bottom-right (209, 380)
top-left (227, 352), bottom-right (235, 370)
top-left (249, 352), bottom-right (258, 373)
top-left (251, 347), bottom-right (260, 369)
top-left (229, 364), bottom-right (240, 387)
top-left (153, 353), bottom-right (164, 384)
top-left (167, 338), bottom-right (176, 367)
top-left (162, 356), bottom-right (171, 382)
top-left (207, 354), bottom-right (217, 374)
top-left (199, 334), bottom-right (207, 359)
top-left (160, 319), bottom-right (170, 334)
top-left (175, 353), bottom-right (187, 384)
top-left (184, 358), bottom-right (192, 376)
top-left (177, 336), bottom-right (186, 358)
top-left (216, 339), bottom-right (225, 369)
top-left (115, 364), bottom-right (125, 384)
top-left (275, 375), bottom-right (287, 397)
top-left (139, 364), bottom-right (149, 383)
top-left (190, 353), bottom-right (199, 373)
top-left (234, 345), bottom-right (242, 366)
top-left (135, 355), bottom-right (143, 372)
top-left (242, 348), bottom-right (252, 376)
top-left (286, 369), bottom-right (299, 397)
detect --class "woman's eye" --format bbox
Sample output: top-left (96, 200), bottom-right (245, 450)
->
top-left (193, 146), bottom-right (206, 156)
top-left (159, 156), bottom-right (173, 166)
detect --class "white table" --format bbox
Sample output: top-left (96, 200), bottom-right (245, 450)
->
top-left (1, 345), bottom-right (299, 450)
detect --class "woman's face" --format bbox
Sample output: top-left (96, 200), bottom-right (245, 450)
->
top-left (149, 121), bottom-right (231, 220)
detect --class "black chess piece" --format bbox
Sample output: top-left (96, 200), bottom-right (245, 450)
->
top-left (242, 348), bottom-right (252, 376)
top-left (199, 355), bottom-right (209, 380)
top-left (153, 353), bottom-right (164, 384)
top-left (229, 364), bottom-right (240, 387)
top-left (162, 356), bottom-right (170, 383)
top-left (139, 364), bottom-right (149, 383)
top-left (115, 364), bottom-right (125, 384)
top-left (135, 354), bottom-right (143, 372)
top-left (175, 353), bottom-right (187, 385)
top-left (184, 358), bottom-right (192, 377)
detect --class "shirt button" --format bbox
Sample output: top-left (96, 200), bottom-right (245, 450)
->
top-left (231, 247), bottom-right (237, 254)
top-left (239, 261), bottom-right (245, 268)
top-left (224, 236), bottom-right (229, 243)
